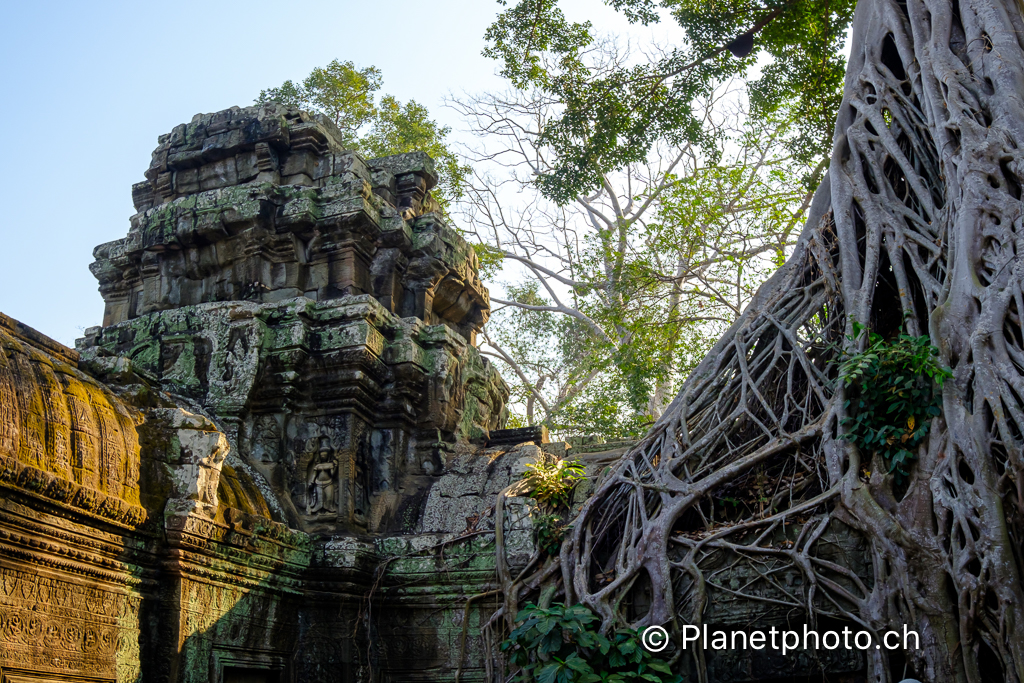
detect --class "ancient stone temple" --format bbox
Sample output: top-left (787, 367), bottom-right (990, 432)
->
top-left (0, 105), bottom-right (537, 683)
top-left (0, 104), bottom-right (870, 683)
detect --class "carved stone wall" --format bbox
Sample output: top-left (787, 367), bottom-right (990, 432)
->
top-left (0, 98), bottom-right (524, 683)
top-left (0, 314), bottom-right (145, 521)
top-left (82, 106), bottom-right (508, 540)
top-left (79, 295), bottom-right (507, 536)
top-left (0, 564), bottom-right (143, 682)
top-left (0, 104), bottom-right (519, 683)
top-left (0, 315), bottom-right (150, 683)
top-left (160, 510), bottom-right (308, 683)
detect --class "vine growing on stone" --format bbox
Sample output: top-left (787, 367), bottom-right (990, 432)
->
top-left (483, 0), bottom-right (1024, 680)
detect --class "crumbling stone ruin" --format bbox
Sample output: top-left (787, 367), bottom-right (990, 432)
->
top-left (0, 105), bottom-right (535, 683)
top-left (0, 105), bottom-right (870, 683)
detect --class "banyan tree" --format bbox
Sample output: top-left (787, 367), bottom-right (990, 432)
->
top-left (488, 0), bottom-right (1024, 680)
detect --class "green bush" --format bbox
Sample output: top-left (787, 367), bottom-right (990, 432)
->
top-left (501, 603), bottom-right (682, 683)
top-left (837, 321), bottom-right (951, 481)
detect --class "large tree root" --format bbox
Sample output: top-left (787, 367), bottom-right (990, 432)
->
top-left (491, 0), bottom-right (1024, 680)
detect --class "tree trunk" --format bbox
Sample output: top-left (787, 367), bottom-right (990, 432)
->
top-left (551, 0), bottom-right (1024, 680)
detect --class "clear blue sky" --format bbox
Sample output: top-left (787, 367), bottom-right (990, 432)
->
top-left (0, 0), bottom-right (671, 346)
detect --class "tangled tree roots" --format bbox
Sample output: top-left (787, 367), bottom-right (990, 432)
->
top-left (488, 0), bottom-right (1024, 681)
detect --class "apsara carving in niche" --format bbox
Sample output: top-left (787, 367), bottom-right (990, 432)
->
top-left (306, 437), bottom-right (338, 516)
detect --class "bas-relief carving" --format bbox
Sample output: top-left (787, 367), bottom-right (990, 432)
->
top-left (82, 294), bottom-right (507, 528)
top-left (0, 321), bottom-right (147, 536)
top-left (305, 438), bottom-right (338, 516)
top-left (0, 319), bottom-right (142, 512)
top-left (285, 422), bottom-right (378, 530)
top-left (173, 414), bottom-right (230, 515)
top-left (205, 322), bottom-right (262, 417)
top-left (249, 415), bottom-right (283, 464)
top-left (81, 294), bottom-right (508, 536)
top-left (0, 567), bottom-right (141, 682)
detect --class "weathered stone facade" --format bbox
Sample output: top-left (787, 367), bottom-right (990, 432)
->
top-left (0, 313), bottom-right (148, 682)
top-left (92, 105), bottom-right (489, 345)
top-left (84, 105), bottom-right (509, 538)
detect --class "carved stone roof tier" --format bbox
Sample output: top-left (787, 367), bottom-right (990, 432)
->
top-left (0, 313), bottom-right (146, 526)
top-left (91, 105), bottom-right (490, 345)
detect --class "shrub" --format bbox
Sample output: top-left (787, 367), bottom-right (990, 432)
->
top-left (501, 603), bottom-right (682, 683)
top-left (837, 321), bottom-right (951, 481)
top-left (523, 458), bottom-right (586, 509)
top-left (533, 512), bottom-right (569, 555)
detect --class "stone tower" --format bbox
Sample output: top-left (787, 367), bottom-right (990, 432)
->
top-left (82, 104), bottom-right (509, 535)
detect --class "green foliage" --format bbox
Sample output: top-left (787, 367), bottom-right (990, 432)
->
top-left (256, 60), bottom-right (466, 212)
top-left (533, 512), bottom-right (570, 555)
top-left (484, 0), bottom-right (593, 89)
top-left (555, 388), bottom-right (655, 442)
top-left (489, 268), bottom-right (706, 440)
top-left (483, 108), bottom-right (808, 439)
top-left (838, 322), bottom-right (952, 481)
top-left (671, 0), bottom-right (854, 172)
top-left (506, 413), bottom-right (530, 429)
top-left (523, 457), bottom-right (586, 509)
top-left (501, 603), bottom-right (682, 683)
top-left (472, 242), bottom-right (505, 281)
top-left (488, 281), bottom-right (652, 439)
top-left (256, 60), bottom-right (381, 148)
top-left (483, 0), bottom-right (853, 201)
top-left (256, 78), bottom-right (303, 109)
top-left (652, 112), bottom-right (809, 270)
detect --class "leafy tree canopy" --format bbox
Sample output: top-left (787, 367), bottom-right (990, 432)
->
top-left (256, 59), bottom-right (468, 212)
top-left (483, 0), bottom-right (854, 203)
top-left (256, 60), bottom-right (381, 148)
top-left (464, 84), bottom-right (810, 439)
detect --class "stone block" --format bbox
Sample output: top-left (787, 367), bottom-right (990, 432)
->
top-left (282, 172), bottom-right (313, 187)
top-left (199, 158), bottom-right (238, 190)
top-left (235, 150), bottom-right (259, 182)
top-left (281, 150), bottom-right (316, 178)
top-left (174, 168), bottom-right (200, 194)
top-left (167, 148), bottom-right (204, 168)
top-left (132, 181), bottom-right (155, 212)
top-left (168, 122), bottom-right (188, 146)
top-left (201, 128), bottom-right (245, 162)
